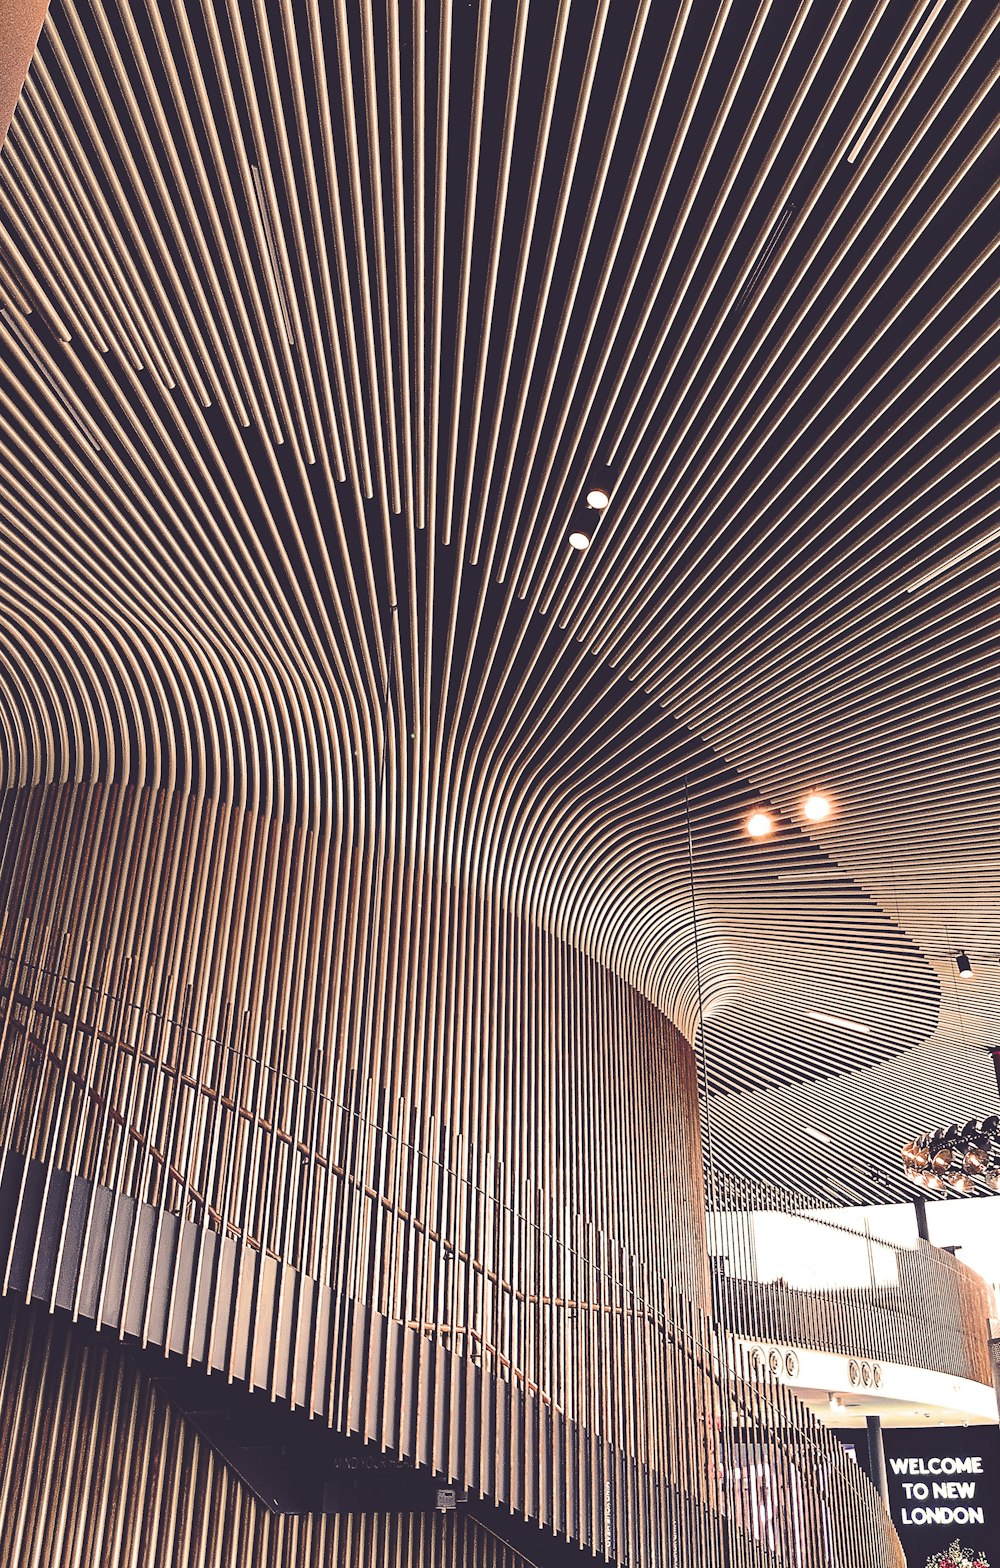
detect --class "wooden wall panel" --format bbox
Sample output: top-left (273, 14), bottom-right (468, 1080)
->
top-left (0, 778), bottom-right (708, 1315)
top-left (0, 778), bottom-right (906, 1565)
top-left (1, 0), bottom-right (986, 1560)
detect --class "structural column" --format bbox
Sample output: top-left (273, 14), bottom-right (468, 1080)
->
top-left (866, 1414), bottom-right (890, 1508)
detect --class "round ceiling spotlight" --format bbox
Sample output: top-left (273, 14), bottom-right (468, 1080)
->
top-left (586, 488), bottom-right (610, 511)
top-left (956, 951), bottom-right (974, 979)
top-left (745, 810), bottom-right (775, 839)
top-left (568, 532), bottom-right (591, 551)
top-left (802, 792), bottom-right (833, 823)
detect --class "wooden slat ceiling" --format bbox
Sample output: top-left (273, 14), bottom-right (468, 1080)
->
top-left (0, 0), bottom-right (997, 1201)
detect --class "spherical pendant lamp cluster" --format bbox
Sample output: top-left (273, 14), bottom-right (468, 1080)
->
top-left (901, 1117), bottom-right (1000, 1195)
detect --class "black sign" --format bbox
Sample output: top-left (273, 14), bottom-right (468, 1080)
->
top-left (836, 1426), bottom-right (1000, 1568)
top-left (883, 1427), bottom-right (999, 1568)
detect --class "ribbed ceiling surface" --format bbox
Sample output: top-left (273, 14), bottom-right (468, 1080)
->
top-left (0, 0), bottom-right (998, 1200)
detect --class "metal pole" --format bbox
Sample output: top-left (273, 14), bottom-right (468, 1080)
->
top-left (866, 1414), bottom-right (890, 1508)
top-left (912, 1194), bottom-right (930, 1242)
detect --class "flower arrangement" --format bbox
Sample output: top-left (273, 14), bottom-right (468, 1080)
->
top-left (924, 1542), bottom-right (990, 1568)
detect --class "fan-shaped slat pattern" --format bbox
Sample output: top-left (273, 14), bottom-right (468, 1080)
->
top-left (0, 1), bottom-right (996, 1198)
top-left (2, 3), bottom-right (994, 1561)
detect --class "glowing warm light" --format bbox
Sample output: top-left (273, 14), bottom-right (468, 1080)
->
top-left (956, 951), bottom-right (974, 979)
top-left (568, 532), bottom-right (591, 551)
top-left (805, 1010), bottom-right (870, 1035)
top-left (802, 792), bottom-right (833, 822)
top-left (804, 1126), bottom-right (831, 1145)
top-left (586, 488), bottom-right (610, 510)
top-left (745, 810), bottom-right (774, 838)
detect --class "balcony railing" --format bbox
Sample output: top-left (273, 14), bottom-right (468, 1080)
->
top-left (709, 1180), bottom-right (994, 1388)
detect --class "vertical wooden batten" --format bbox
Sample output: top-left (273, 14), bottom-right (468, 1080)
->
top-left (0, 0), bottom-right (995, 1560)
top-left (0, 0), bottom-right (46, 144)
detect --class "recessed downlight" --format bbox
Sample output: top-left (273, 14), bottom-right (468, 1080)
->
top-left (586, 488), bottom-right (610, 511)
top-left (802, 792), bottom-right (833, 823)
top-left (804, 1126), bottom-right (832, 1145)
top-left (568, 531), bottom-right (591, 551)
top-left (805, 1010), bottom-right (871, 1035)
top-left (745, 810), bottom-right (774, 838)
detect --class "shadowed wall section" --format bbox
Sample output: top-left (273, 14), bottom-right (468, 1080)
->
top-left (0, 1300), bottom-right (538, 1568)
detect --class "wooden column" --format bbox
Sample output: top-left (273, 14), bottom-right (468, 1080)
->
top-left (0, 0), bottom-right (47, 142)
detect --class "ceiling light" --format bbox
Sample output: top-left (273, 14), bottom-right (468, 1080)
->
top-left (802, 792), bottom-right (833, 822)
top-left (745, 810), bottom-right (774, 839)
top-left (568, 532), bottom-right (591, 551)
top-left (964, 1143), bottom-right (989, 1176)
top-left (804, 1126), bottom-right (831, 1145)
top-left (955, 952), bottom-right (973, 978)
top-left (805, 1010), bottom-right (870, 1035)
top-left (586, 488), bottom-right (610, 511)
